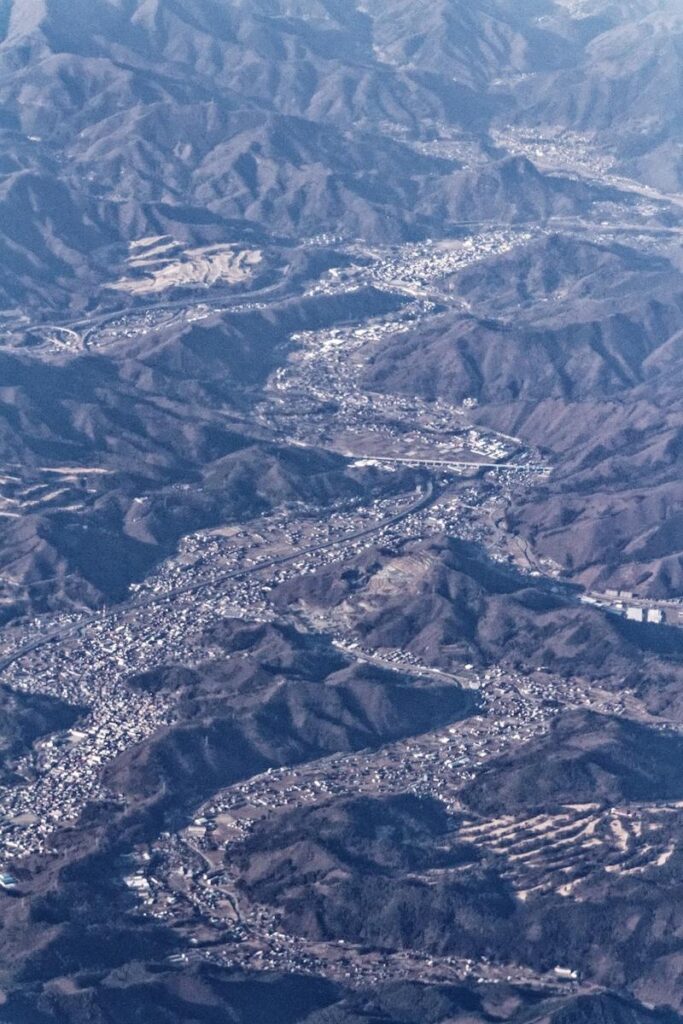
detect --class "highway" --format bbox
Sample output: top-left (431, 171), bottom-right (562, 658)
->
top-left (344, 453), bottom-right (547, 472)
top-left (331, 641), bottom-right (481, 690)
top-left (27, 276), bottom-right (296, 352)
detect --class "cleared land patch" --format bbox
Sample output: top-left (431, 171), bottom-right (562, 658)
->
top-left (458, 803), bottom-right (681, 896)
top-left (110, 236), bottom-right (263, 295)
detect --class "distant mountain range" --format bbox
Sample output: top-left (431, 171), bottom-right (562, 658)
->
top-left (1, 0), bottom-right (681, 313)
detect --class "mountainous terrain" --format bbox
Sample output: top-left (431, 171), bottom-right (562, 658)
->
top-left (0, 0), bottom-right (682, 1021)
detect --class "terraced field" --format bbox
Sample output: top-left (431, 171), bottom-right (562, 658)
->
top-left (458, 803), bottom-right (681, 898)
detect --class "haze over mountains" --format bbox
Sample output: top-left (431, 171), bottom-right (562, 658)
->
top-left (0, 0), bottom-right (683, 1022)
top-left (0, 0), bottom-right (681, 311)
